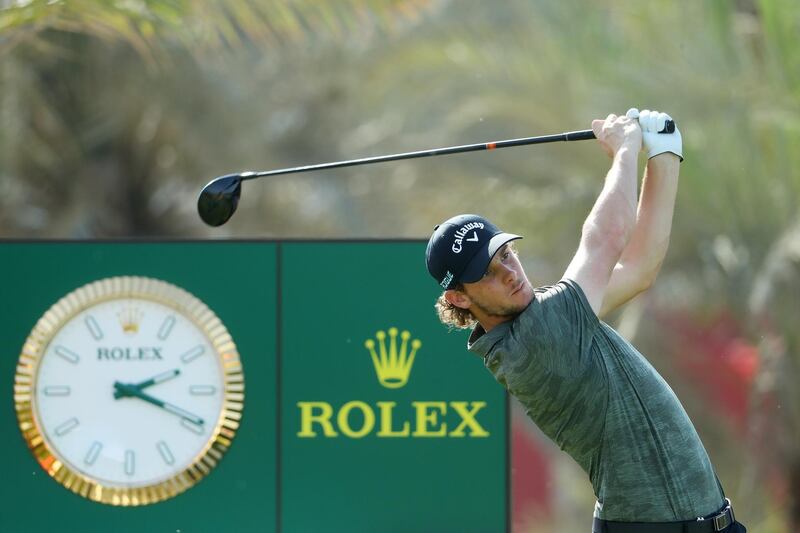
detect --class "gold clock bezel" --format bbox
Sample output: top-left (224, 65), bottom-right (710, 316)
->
top-left (13, 276), bottom-right (245, 506)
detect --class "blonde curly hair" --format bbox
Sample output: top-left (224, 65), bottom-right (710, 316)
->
top-left (435, 284), bottom-right (477, 329)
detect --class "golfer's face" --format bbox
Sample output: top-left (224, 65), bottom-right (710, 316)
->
top-left (463, 244), bottom-right (534, 316)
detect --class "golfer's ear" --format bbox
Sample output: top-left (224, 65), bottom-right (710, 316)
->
top-left (445, 289), bottom-right (471, 310)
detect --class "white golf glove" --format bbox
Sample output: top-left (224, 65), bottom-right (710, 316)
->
top-left (626, 108), bottom-right (683, 161)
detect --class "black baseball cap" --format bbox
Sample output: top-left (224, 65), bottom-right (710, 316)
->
top-left (425, 214), bottom-right (522, 290)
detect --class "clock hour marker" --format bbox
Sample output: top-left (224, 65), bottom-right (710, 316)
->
top-left (156, 440), bottom-right (175, 465)
top-left (85, 315), bottom-right (104, 340)
top-left (54, 345), bottom-right (80, 364)
top-left (125, 450), bottom-right (135, 476)
top-left (54, 417), bottom-right (79, 436)
top-left (181, 418), bottom-right (205, 435)
top-left (180, 345), bottom-right (205, 364)
top-left (43, 386), bottom-right (71, 396)
top-left (157, 316), bottom-right (176, 340)
top-left (84, 441), bottom-right (102, 465)
top-left (189, 385), bottom-right (217, 396)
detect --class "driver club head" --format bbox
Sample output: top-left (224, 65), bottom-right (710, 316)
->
top-left (197, 174), bottom-right (243, 227)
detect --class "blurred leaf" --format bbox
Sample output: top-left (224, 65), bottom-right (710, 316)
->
top-left (0, 0), bottom-right (436, 58)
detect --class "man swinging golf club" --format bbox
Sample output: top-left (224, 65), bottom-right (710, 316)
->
top-left (426, 109), bottom-right (747, 532)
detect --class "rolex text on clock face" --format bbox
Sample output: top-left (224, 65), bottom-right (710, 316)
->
top-left (35, 298), bottom-right (225, 488)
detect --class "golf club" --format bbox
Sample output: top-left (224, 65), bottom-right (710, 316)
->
top-left (197, 121), bottom-right (674, 226)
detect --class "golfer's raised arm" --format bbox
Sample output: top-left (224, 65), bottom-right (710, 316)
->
top-left (599, 109), bottom-right (683, 317)
top-left (563, 113), bottom-right (642, 315)
top-left (598, 154), bottom-right (680, 316)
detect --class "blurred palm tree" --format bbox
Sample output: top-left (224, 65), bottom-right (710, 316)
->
top-left (0, 0), bottom-right (434, 236)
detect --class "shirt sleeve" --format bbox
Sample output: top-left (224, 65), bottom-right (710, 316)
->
top-left (506, 278), bottom-right (600, 377)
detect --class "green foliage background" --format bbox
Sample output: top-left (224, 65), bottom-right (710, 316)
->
top-left (1, 1), bottom-right (798, 531)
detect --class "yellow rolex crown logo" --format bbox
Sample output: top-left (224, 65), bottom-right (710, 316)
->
top-left (364, 327), bottom-right (421, 389)
top-left (117, 307), bottom-right (142, 335)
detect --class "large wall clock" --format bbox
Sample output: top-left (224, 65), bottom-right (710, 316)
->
top-left (14, 276), bottom-right (244, 506)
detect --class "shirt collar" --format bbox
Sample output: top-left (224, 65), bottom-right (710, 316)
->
top-left (467, 320), bottom-right (512, 357)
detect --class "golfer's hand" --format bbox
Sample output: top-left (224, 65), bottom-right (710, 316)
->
top-left (591, 113), bottom-right (642, 159)
top-left (626, 108), bottom-right (683, 161)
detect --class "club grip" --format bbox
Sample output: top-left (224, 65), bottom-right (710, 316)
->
top-left (565, 119), bottom-right (676, 142)
top-left (563, 130), bottom-right (597, 141)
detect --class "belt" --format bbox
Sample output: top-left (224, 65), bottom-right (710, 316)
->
top-left (593, 498), bottom-right (736, 533)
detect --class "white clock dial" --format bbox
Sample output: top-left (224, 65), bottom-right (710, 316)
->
top-left (15, 277), bottom-right (244, 506)
top-left (35, 299), bottom-right (223, 487)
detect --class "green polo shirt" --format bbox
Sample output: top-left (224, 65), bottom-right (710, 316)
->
top-left (467, 279), bottom-right (724, 521)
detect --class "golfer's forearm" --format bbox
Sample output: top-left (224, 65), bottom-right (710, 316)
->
top-left (618, 154), bottom-right (680, 282)
top-left (582, 145), bottom-right (639, 254)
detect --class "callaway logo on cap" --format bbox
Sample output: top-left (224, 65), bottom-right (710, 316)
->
top-left (425, 214), bottom-right (522, 290)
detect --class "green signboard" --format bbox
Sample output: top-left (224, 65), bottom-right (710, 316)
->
top-left (0, 242), bottom-right (507, 532)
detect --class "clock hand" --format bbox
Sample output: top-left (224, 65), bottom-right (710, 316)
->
top-left (135, 368), bottom-right (181, 389)
top-left (114, 381), bottom-right (204, 425)
top-left (161, 401), bottom-right (205, 426)
top-left (113, 369), bottom-right (180, 399)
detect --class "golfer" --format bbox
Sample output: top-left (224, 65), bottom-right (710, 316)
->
top-left (425, 109), bottom-right (746, 532)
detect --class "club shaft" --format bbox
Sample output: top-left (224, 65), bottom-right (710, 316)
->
top-left (241, 129), bottom-right (596, 180)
